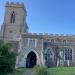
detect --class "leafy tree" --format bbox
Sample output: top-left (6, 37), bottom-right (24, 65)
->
top-left (0, 40), bottom-right (16, 75)
top-left (53, 45), bottom-right (60, 67)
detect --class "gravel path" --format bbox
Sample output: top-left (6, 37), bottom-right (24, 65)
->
top-left (24, 69), bottom-right (32, 75)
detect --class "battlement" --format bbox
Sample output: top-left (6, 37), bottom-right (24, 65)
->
top-left (27, 33), bottom-right (75, 37)
top-left (6, 2), bottom-right (25, 8)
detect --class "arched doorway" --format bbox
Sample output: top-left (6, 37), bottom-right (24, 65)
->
top-left (26, 51), bottom-right (37, 68)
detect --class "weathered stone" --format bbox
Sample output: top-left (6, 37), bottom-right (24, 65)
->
top-left (0, 2), bottom-right (75, 68)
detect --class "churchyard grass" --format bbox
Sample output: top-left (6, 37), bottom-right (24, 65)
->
top-left (47, 67), bottom-right (75, 75)
top-left (9, 67), bottom-right (25, 75)
top-left (15, 68), bottom-right (25, 75)
top-left (9, 67), bottom-right (75, 75)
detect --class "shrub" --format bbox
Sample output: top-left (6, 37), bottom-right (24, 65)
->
top-left (0, 41), bottom-right (16, 75)
top-left (32, 65), bottom-right (49, 75)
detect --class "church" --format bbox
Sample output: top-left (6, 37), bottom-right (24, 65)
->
top-left (0, 2), bottom-right (75, 68)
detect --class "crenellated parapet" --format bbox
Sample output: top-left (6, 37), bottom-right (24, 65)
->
top-left (6, 2), bottom-right (24, 7)
top-left (22, 32), bottom-right (75, 38)
top-left (25, 33), bottom-right (75, 37)
top-left (5, 2), bottom-right (26, 12)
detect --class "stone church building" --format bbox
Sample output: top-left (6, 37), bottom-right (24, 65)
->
top-left (0, 2), bottom-right (75, 68)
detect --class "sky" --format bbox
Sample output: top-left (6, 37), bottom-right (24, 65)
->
top-left (0, 0), bottom-right (75, 34)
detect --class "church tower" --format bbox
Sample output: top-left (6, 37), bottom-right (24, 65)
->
top-left (1, 2), bottom-right (28, 41)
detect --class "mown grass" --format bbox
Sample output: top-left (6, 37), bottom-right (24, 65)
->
top-left (9, 67), bottom-right (75, 75)
top-left (9, 67), bottom-right (25, 75)
top-left (15, 68), bottom-right (25, 75)
top-left (47, 67), bottom-right (75, 75)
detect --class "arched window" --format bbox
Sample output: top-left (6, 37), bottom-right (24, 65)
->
top-left (44, 48), bottom-right (54, 61)
top-left (10, 11), bottom-right (15, 23)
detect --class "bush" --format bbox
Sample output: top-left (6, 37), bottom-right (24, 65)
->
top-left (32, 65), bottom-right (49, 75)
top-left (0, 41), bottom-right (16, 75)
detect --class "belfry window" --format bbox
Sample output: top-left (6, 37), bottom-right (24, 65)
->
top-left (10, 11), bottom-right (15, 23)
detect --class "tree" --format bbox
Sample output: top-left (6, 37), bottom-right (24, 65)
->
top-left (0, 40), bottom-right (16, 75)
top-left (53, 45), bottom-right (60, 67)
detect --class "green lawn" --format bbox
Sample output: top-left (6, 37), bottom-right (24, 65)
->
top-left (48, 67), bottom-right (75, 75)
top-left (15, 68), bottom-right (25, 75)
top-left (9, 67), bottom-right (75, 75)
top-left (9, 68), bottom-right (25, 75)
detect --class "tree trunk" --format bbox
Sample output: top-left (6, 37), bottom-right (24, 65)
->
top-left (57, 58), bottom-right (59, 67)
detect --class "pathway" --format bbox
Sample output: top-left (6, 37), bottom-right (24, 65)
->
top-left (24, 69), bottom-right (32, 75)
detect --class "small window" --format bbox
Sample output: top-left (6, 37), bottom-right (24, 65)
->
top-left (28, 39), bottom-right (36, 47)
top-left (51, 39), bottom-right (54, 43)
top-left (63, 40), bottom-right (66, 44)
top-left (10, 11), bottom-right (15, 23)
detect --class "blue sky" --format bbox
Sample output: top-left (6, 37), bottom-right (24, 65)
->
top-left (0, 0), bottom-right (75, 34)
